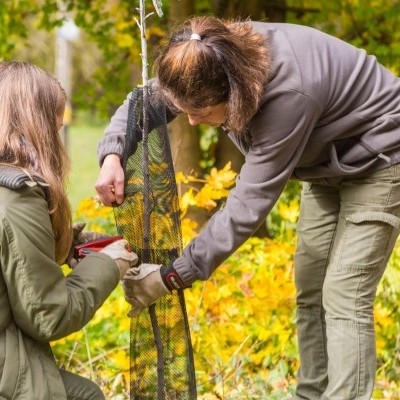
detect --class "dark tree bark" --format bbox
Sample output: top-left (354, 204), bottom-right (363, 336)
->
top-left (167, 0), bottom-right (208, 226)
top-left (165, 0), bottom-right (288, 234)
top-left (167, 0), bottom-right (202, 176)
top-left (211, 0), bottom-right (287, 237)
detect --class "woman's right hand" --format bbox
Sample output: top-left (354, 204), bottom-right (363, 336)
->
top-left (95, 154), bottom-right (125, 206)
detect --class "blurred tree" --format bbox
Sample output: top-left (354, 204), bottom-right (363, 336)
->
top-left (285, 0), bottom-right (400, 73)
top-left (0, 0), bottom-right (51, 60)
top-left (3, 1), bottom-right (399, 115)
top-left (165, 0), bottom-right (202, 178)
top-left (2, 0), bottom-right (399, 235)
top-left (211, 0), bottom-right (287, 176)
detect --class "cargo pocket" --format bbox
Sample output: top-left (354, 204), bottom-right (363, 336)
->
top-left (301, 182), bottom-right (313, 193)
top-left (331, 211), bottom-right (400, 272)
top-left (0, 327), bottom-right (20, 399)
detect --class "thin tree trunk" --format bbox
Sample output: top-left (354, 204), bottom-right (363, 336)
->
top-left (215, 131), bottom-right (244, 173)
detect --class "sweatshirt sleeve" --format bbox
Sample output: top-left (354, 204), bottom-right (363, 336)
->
top-left (97, 93), bottom-right (130, 165)
top-left (0, 187), bottom-right (120, 342)
top-left (173, 90), bottom-right (320, 285)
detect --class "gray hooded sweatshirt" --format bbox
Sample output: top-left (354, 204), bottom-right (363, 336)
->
top-left (98, 22), bottom-right (400, 286)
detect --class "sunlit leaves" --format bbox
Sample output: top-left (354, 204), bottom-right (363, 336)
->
top-left (178, 161), bottom-right (237, 216)
top-left (75, 196), bottom-right (117, 235)
top-left (53, 164), bottom-right (400, 398)
top-left (0, 0), bottom-right (37, 58)
top-left (183, 235), bottom-right (297, 397)
top-left (286, 0), bottom-right (400, 73)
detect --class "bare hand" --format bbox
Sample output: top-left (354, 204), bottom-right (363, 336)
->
top-left (95, 154), bottom-right (125, 206)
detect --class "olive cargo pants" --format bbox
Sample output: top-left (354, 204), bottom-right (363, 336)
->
top-left (294, 164), bottom-right (400, 400)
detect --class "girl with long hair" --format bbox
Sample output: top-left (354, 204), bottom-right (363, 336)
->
top-left (0, 61), bottom-right (137, 399)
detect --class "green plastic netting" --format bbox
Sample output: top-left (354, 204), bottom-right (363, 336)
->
top-left (113, 87), bottom-right (197, 400)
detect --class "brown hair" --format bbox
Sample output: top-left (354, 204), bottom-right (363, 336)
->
top-left (0, 61), bottom-right (72, 264)
top-left (154, 16), bottom-right (272, 133)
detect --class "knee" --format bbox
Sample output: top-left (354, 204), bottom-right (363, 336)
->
top-left (294, 264), bottom-right (325, 309)
top-left (61, 369), bottom-right (106, 400)
top-left (322, 277), bottom-right (340, 315)
top-left (84, 381), bottom-right (105, 400)
top-left (323, 276), bottom-right (375, 326)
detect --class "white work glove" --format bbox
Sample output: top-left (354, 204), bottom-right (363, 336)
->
top-left (123, 264), bottom-right (171, 317)
top-left (100, 239), bottom-right (138, 279)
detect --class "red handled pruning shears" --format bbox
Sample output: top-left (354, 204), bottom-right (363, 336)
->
top-left (73, 236), bottom-right (123, 260)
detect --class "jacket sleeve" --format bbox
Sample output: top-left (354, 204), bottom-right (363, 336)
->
top-left (173, 90), bottom-right (320, 285)
top-left (0, 187), bottom-right (120, 342)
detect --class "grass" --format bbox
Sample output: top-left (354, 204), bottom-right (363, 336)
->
top-left (67, 112), bottom-right (108, 215)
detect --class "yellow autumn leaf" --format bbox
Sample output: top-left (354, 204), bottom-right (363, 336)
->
top-left (180, 188), bottom-right (196, 215)
top-left (207, 162), bottom-right (237, 189)
top-left (278, 199), bottom-right (300, 223)
top-left (194, 186), bottom-right (218, 210)
top-left (109, 349), bottom-right (130, 371)
top-left (115, 33), bottom-right (135, 48)
top-left (175, 171), bottom-right (188, 184)
top-left (181, 218), bottom-right (198, 244)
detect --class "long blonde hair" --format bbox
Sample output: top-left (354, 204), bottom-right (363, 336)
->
top-left (0, 61), bottom-right (72, 264)
top-left (154, 16), bottom-right (272, 134)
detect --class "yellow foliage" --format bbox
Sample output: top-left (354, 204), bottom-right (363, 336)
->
top-left (180, 188), bottom-right (196, 216)
top-left (109, 349), bottom-right (130, 371)
top-left (183, 234), bottom-right (298, 394)
top-left (115, 33), bottom-right (135, 49)
top-left (54, 163), bottom-right (400, 398)
top-left (207, 163), bottom-right (237, 189)
top-left (181, 217), bottom-right (198, 245)
top-left (278, 199), bottom-right (299, 224)
top-left (76, 197), bottom-right (113, 222)
top-left (175, 171), bottom-right (188, 184)
top-left (178, 162), bottom-right (237, 214)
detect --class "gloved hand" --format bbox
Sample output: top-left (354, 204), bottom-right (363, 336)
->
top-left (66, 222), bottom-right (109, 268)
top-left (123, 264), bottom-right (171, 317)
top-left (100, 239), bottom-right (138, 279)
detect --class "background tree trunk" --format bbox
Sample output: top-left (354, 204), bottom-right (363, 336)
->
top-left (167, 0), bottom-right (201, 178)
top-left (212, 0), bottom-right (287, 176)
top-left (165, 0), bottom-right (288, 235)
top-left (212, 0), bottom-right (287, 237)
top-left (167, 0), bottom-right (208, 226)
top-left (211, 0), bottom-right (266, 18)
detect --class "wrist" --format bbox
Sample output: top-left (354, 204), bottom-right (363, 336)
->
top-left (116, 259), bottom-right (130, 280)
top-left (160, 264), bottom-right (187, 290)
top-left (103, 153), bottom-right (121, 167)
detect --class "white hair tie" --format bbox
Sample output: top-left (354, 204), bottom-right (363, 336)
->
top-left (190, 33), bottom-right (201, 41)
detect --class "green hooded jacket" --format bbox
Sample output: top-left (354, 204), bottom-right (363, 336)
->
top-left (0, 170), bottom-right (119, 399)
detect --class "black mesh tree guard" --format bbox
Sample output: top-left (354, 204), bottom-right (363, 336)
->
top-left (113, 87), bottom-right (197, 400)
